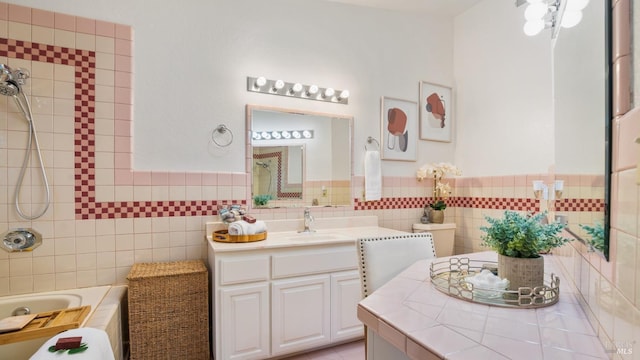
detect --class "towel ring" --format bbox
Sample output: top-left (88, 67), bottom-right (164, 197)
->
top-left (212, 124), bottom-right (233, 147)
top-left (365, 136), bottom-right (380, 151)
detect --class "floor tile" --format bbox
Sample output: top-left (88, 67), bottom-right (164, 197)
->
top-left (281, 340), bottom-right (364, 360)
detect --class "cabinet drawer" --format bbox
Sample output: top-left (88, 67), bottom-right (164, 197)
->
top-left (272, 248), bottom-right (357, 279)
top-left (220, 256), bottom-right (270, 285)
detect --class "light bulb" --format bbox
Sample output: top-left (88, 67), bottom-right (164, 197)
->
top-left (306, 85), bottom-right (319, 96)
top-left (289, 83), bottom-right (303, 94)
top-left (338, 90), bottom-right (350, 101)
top-left (302, 130), bottom-right (312, 139)
top-left (273, 79), bottom-right (285, 91)
top-left (523, 19), bottom-right (544, 36)
top-left (561, 10), bottom-right (583, 28)
top-left (261, 131), bottom-right (271, 140)
top-left (252, 132), bottom-right (262, 140)
top-left (524, 3), bottom-right (547, 21)
top-left (566, 0), bottom-right (589, 11)
top-left (254, 76), bottom-right (267, 89)
top-left (282, 131), bottom-right (291, 139)
top-left (272, 131), bottom-right (281, 139)
top-left (292, 131), bottom-right (301, 139)
top-left (323, 87), bottom-right (335, 98)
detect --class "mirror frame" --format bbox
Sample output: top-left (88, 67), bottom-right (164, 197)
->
top-left (554, 1), bottom-right (612, 261)
top-left (246, 104), bottom-right (355, 209)
top-left (604, 0), bottom-right (612, 261)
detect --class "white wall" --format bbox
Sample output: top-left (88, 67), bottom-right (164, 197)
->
top-left (453, 0), bottom-right (554, 177)
top-left (7, 0), bottom-right (457, 176)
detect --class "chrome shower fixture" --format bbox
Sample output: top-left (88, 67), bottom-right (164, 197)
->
top-left (1, 228), bottom-right (42, 252)
top-left (0, 63), bottom-right (51, 220)
top-left (0, 64), bottom-right (29, 96)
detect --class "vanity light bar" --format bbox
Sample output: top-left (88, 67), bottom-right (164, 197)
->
top-left (252, 130), bottom-right (314, 141)
top-left (247, 76), bottom-right (349, 105)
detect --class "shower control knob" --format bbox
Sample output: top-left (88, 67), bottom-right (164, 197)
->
top-left (1, 228), bottom-right (42, 252)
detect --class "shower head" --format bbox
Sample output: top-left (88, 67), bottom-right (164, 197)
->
top-left (0, 80), bottom-right (19, 96)
top-left (0, 64), bottom-right (28, 97)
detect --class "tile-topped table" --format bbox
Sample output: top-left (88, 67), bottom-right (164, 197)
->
top-left (357, 251), bottom-right (608, 359)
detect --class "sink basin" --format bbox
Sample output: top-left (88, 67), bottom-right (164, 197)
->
top-left (284, 232), bottom-right (348, 242)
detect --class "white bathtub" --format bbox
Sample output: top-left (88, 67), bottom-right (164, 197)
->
top-left (0, 286), bottom-right (126, 360)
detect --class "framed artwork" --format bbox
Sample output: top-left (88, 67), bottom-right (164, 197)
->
top-left (419, 81), bottom-right (452, 142)
top-left (380, 96), bottom-right (418, 161)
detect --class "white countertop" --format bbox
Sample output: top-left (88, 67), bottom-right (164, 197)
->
top-left (206, 216), bottom-right (408, 252)
top-left (357, 251), bottom-right (608, 360)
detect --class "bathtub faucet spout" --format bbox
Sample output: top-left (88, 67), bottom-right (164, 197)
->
top-left (12, 306), bottom-right (30, 316)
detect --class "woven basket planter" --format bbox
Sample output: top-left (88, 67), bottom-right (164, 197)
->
top-left (498, 254), bottom-right (544, 291)
top-left (429, 210), bottom-right (445, 224)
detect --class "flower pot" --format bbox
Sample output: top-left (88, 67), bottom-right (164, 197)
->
top-left (429, 210), bottom-right (444, 224)
top-left (498, 254), bottom-right (544, 291)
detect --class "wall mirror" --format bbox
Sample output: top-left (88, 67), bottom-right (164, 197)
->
top-left (553, 0), bottom-right (611, 260)
top-left (247, 105), bottom-right (353, 208)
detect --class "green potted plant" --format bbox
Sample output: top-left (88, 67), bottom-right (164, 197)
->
top-left (253, 194), bottom-right (272, 207)
top-left (480, 210), bottom-right (569, 290)
top-left (580, 222), bottom-right (605, 253)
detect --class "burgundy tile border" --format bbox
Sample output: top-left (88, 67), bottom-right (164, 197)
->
top-left (1, 35), bottom-right (236, 219)
top-left (354, 196), bottom-right (602, 212)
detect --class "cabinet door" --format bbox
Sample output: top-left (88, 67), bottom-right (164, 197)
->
top-left (271, 275), bottom-right (330, 356)
top-left (331, 270), bottom-right (365, 342)
top-left (220, 283), bottom-right (270, 360)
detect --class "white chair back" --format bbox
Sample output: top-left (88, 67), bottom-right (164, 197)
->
top-left (357, 233), bottom-right (436, 298)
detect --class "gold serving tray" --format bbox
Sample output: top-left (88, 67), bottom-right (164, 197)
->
top-left (212, 230), bottom-right (267, 243)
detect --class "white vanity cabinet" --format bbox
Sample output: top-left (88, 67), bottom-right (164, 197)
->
top-left (215, 255), bottom-right (271, 360)
top-left (271, 274), bottom-right (331, 356)
top-left (208, 242), bottom-right (366, 360)
top-left (205, 217), bottom-right (407, 360)
top-left (220, 283), bottom-right (270, 359)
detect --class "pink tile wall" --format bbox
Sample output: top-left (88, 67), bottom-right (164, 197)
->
top-left (0, 3), bottom-right (248, 295)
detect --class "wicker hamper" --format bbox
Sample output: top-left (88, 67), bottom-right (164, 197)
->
top-left (127, 260), bottom-right (209, 360)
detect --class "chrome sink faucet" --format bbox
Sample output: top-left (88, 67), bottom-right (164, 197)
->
top-left (300, 207), bottom-right (315, 233)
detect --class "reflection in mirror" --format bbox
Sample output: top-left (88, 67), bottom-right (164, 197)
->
top-left (553, 0), bottom-right (610, 260)
top-left (248, 105), bottom-right (353, 208)
top-left (252, 146), bottom-right (304, 206)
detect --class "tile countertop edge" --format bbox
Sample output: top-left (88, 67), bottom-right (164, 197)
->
top-left (357, 252), bottom-right (610, 360)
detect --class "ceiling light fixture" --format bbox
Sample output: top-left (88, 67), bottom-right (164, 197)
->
top-left (518, 0), bottom-right (588, 37)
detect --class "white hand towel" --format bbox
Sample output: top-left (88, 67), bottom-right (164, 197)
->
top-left (228, 220), bottom-right (268, 235)
top-left (250, 220), bottom-right (268, 234)
top-left (364, 150), bottom-right (382, 201)
top-left (228, 220), bottom-right (250, 235)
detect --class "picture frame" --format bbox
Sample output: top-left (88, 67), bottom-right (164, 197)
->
top-left (419, 81), bottom-right (452, 142)
top-left (380, 96), bottom-right (418, 161)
